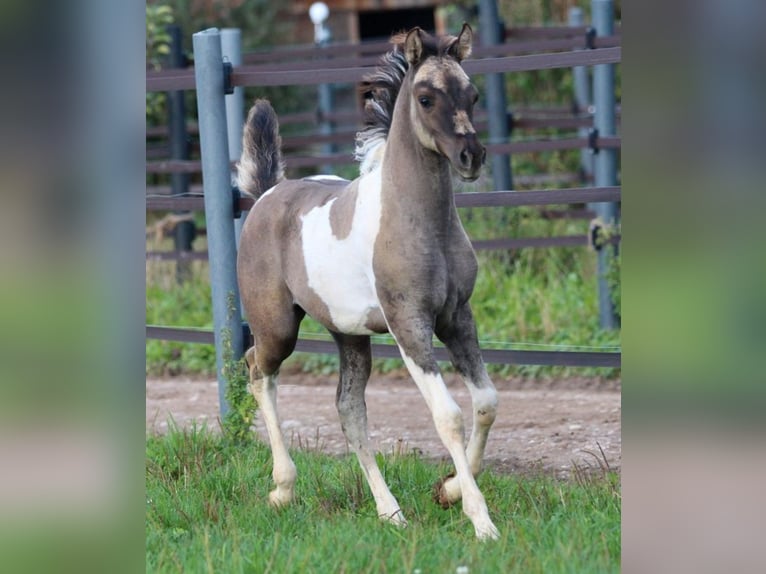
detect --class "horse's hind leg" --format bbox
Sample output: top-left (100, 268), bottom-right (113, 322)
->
top-left (434, 302), bottom-right (498, 507)
top-left (332, 333), bottom-right (406, 526)
top-left (245, 305), bottom-right (304, 507)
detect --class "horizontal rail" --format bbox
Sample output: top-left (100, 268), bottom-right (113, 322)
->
top-left (144, 173), bottom-right (586, 199)
top-left (147, 47), bottom-right (621, 92)
top-left (146, 251), bottom-right (209, 261)
top-left (146, 186), bottom-right (620, 212)
top-left (241, 28), bottom-right (619, 63)
top-left (464, 47), bottom-right (620, 76)
top-left (147, 116), bottom-right (602, 158)
top-left (146, 326), bottom-right (620, 368)
top-left (146, 233), bottom-right (620, 263)
top-left (454, 186), bottom-right (620, 208)
top-left (245, 39), bottom-right (392, 63)
top-left (472, 34), bottom-right (619, 58)
top-left (471, 234), bottom-right (604, 251)
top-left (505, 24), bottom-right (620, 39)
top-left (145, 135), bottom-right (619, 174)
top-left (488, 136), bottom-right (619, 155)
top-left (240, 36), bottom-right (620, 71)
top-left (239, 25), bottom-right (621, 64)
top-left (146, 107), bottom-right (618, 137)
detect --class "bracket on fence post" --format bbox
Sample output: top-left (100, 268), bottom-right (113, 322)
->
top-left (585, 26), bottom-right (596, 49)
top-left (231, 185), bottom-right (242, 219)
top-left (588, 127), bottom-right (600, 154)
top-left (193, 28), bottom-right (245, 417)
top-left (222, 61), bottom-right (234, 95)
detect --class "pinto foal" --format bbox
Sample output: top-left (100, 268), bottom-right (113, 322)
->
top-left (236, 25), bottom-right (499, 540)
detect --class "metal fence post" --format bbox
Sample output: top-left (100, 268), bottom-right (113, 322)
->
top-left (310, 3), bottom-right (335, 174)
top-left (591, 0), bottom-right (619, 329)
top-left (193, 28), bottom-right (244, 416)
top-left (167, 24), bottom-right (195, 283)
top-left (479, 0), bottom-right (513, 191)
top-left (221, 28), bottom-right (247, 250)
top-left (568, 7), bottom-right (594, 182)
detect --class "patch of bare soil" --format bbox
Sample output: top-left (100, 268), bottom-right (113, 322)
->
top-left (146, 370), bottom-right (620, 479)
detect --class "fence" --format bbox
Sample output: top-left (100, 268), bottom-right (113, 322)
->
top-left (146, 3), bottom-right (621, 415)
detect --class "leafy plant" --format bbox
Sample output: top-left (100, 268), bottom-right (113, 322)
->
top-left (591, 220), bottom-right (621, 321)
top-left (146, 4), bottom-right (174, 123)
top-left (220, 293), bottom-right (257, 444)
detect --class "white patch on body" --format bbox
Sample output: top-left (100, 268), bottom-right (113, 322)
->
top-left (303, 174), bottom-right (348, 182)
top-left (300, 168), bottom-right (383, 334)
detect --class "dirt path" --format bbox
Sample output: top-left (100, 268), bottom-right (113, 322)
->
top-left (146, 370), bottom-right (620, 478)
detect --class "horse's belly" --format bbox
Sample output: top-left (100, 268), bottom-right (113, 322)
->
top-left (305, 261), bottom-right (383, 335)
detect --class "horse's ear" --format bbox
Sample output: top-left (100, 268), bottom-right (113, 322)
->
top-left (450, 23), bottom-right (473, 61)
top-left (404, 27), bottom-right (424, 66)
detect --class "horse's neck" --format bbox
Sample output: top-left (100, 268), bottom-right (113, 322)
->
top-left (381, 100), bottom-right (455, 225)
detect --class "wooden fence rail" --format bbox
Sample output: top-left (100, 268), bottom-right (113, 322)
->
top-left (146, 326), bottom-right (621, 368)
top-left (147, 46), bottom-right (620, 92)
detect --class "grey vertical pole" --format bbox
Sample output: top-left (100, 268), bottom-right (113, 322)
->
top-left (591, 0), bottom-right (619, 329)
top-left (318, 79), bottom-right (335, 174)
top-left (193, 28), bottom-right (244, 416)
top-left (221, 28), bottom-right (246, 249)
top-left (316, 34), bottom-right (335, 173)
top-left (479, 0), bottom-right (512, 191)
top-left (167, 24), bottom-right (195, 283)
top-left (568, 7), bottom-right (594, 182)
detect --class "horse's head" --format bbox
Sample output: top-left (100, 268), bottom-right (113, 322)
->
top-left (403, 24), bottom-right (486, 182)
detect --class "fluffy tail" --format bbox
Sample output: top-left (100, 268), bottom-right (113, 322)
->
top-left (237, 99), bottom-right (285, 199)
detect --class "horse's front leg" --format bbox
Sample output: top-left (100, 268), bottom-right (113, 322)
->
top-left (434, 302), bottom-right (498, 508)
top-left (387, 314), bottom-right (499, 540)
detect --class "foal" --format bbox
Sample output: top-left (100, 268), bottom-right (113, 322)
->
top-left (236, 25), bottom-right (499, 540)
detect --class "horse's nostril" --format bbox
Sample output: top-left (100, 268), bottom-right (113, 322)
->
top-left (460, 149), bottom-right (470, 166)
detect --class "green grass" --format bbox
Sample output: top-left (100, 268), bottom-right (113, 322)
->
top-left (146, 426), bottom-right (620, 573)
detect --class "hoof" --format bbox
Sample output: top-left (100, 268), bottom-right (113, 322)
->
top-left (475, 521), bottom-right (500, 541)
top-left (268, 488), bottom-right (293, 508)
top-left (380, 509), bottom-right (408, 528)
top-left (432, 472), bottom-right (458, 509)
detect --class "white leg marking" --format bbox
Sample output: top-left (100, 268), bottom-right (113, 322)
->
top-left (440, 375), bottom-right (498, 505)
top-left (356, 450), bottom-right (407, 526)
top-left (399, 352), bottom-right (499, 540)
top-left (466, 380), bottom-right (498, 474)
top-left (337, 394), bottom-right (406, 526)
top-left (251, 374), bottom-right (296, 507)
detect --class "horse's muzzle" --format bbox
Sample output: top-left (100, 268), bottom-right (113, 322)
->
top-left (456, 137), bottom-right (486, 181)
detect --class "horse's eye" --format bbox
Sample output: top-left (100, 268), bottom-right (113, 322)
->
top-left (418, 96), bottom-right (432, 109)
